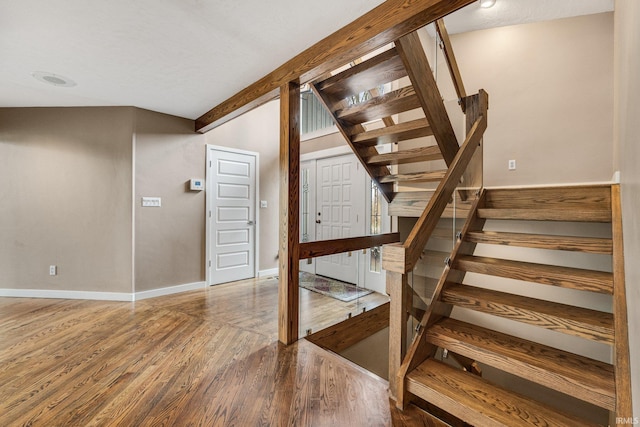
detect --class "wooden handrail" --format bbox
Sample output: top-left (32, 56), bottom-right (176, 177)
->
top-left (195, 0), bottom-right (476, 132)
top-left (611, 184), bottom-right (633, 417)
top-left (299, 233), bottom-right (400, 259)
top-left (383, 109), bottom-right (487, 274)
top-left (395, 190), bottom-right (486, 408)
top-left (435, 19), bottom-right (466, 111)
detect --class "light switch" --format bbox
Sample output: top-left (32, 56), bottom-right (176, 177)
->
top-left (260, 200), bottom-right (268, 208)
top-left (142, 197), bottom-right (161, 207)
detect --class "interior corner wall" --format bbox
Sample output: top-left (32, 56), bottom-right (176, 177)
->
top-left (446, 12), bottom-right (614, 186)
top-left (0, 107), bottom-right (134, 293)
top-left (133, 109), bottom-right (206, 292)
top-left (204, 100), bottom-right (280, 272)
top-left (614, 0), bottom-right (640, 416)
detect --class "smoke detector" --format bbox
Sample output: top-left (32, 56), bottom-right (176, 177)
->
top-left (32, 71), bottom-right (77, 87)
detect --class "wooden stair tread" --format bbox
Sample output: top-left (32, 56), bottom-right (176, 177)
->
top-left (367, 145), bottom-right (442, 166)
top-left (389, 191), bottom-right (471, 218)
top-left (379, 170), bottom-right (447, 184)
top-left (406, 359), bottom-right (598, 427)
top-left (465, 231), bottom-right (613, 254)
top-left (352, 118), bottom-right (433, 146)
top-left (335, 86), bottom-right (421, 124)
top-left (485, 185), bottom-right (612, 211)
top-left (441, 284), bottom-right (614, 344)
top-left (316, 47), bottom-right (407, 101)
top-left (453, 255), bottom-right (612, 294)
top-left (426, 318), bottom-right (615, 410)
top-left (477, 208), bottom-right (612, 222)
top-left (453, 255), bottom-right (613, 294)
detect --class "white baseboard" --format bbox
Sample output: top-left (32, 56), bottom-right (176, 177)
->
top-left (0, 288), bottom-right (133, 301)
top-left (258, 268), bottom-right (278, 278)
top-left (0, 281), bottom-right (207, 302)
top-left (134, 281), bottom-right (206, 301)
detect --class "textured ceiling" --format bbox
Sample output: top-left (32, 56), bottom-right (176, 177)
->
top-left (0, 0), bottom-right (613, 120)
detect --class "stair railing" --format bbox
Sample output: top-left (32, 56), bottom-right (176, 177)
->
top-left (383, 90), bottom-right (488, 403)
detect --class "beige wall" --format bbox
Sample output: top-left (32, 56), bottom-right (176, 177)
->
top-left (0, 107), bottom-right (134, 293)
top-left (448, 13), bottom-right (614, 186)
top-left (134, 109), bottom-right (206, 291)
top-left (0, 106), bottom-right (208, 296)
top-left (614, 0), bottom-right (640, 416)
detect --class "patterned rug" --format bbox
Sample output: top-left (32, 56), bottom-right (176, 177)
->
top-left (299, 271), bottom-right (373, 302)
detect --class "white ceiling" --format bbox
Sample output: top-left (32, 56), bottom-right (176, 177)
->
top-left (0, 0), bottom-right (613, 121)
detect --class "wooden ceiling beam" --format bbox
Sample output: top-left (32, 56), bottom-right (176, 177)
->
top-left (195, 0), bottom-right (476, 133)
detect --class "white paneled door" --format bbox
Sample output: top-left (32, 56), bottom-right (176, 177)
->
top-left (207, 147), bottom-right (257, 285)
top-left (315, 154), bottom-right (365, 284)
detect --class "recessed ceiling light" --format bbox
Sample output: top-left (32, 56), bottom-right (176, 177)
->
top-left (480, 0), bottom-right (496, 8)
top-left (32, 71), bottom-right (77, 87)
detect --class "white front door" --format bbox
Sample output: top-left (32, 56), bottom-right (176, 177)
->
top-left (315, 154), bottom-right (365, 284)
top-left (207, 147), bottom-right (257, 285)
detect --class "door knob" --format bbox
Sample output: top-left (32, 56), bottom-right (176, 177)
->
top-left (247, 220), bottom-right (254, 225)
top-left (315, 220), bottom-right (321, 224)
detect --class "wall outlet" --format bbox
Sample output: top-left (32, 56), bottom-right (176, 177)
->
top-left (508, 159), bottom-right (517, 170)
top-left (49, 265), bottom-right (57, 276)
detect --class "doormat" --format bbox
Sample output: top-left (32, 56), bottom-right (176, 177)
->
top-left (299, 271), bottom-right (373, 302)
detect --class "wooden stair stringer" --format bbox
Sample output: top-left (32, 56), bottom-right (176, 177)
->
top-left (396, 31), bottom-right (459, 168)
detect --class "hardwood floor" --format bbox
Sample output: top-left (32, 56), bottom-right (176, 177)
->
top-left (0, 278), bottom-right (438, 426)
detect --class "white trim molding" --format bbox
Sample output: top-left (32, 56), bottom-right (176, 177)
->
top-left (0, 281), bottom-right (207, 302)
top-left (258, 268), bottom-right (278, 278)
top-left (0, 288), bottom-right (133, 301)
top-left (134, 281), bottom-right (206, 301)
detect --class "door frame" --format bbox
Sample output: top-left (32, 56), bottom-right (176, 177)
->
top-left (300, 145), bottom-right (390, 292)
top-left (205, 144), bottom-right (260, 286)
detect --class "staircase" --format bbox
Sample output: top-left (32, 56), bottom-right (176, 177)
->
top-left (310, 29), bottom-right (465, 209)
top-left (397, 184), bottom-right (632, 425)
top-left (305, 18), bottom-right (631, 426)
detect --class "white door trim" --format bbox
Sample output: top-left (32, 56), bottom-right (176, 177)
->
top-left (205, 144), bottom-right (260, 286)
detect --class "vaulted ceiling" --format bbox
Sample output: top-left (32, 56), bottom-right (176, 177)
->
top-left (0, 0), bottom-right (612, 120)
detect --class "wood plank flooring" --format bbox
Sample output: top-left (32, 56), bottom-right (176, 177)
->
top-left (0, 278), bottom-right (435, 426)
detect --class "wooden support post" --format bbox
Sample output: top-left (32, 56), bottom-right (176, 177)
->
top-left (388, 271), bottom-right (408, 403)
top-left (278, 81), bottom-right (301, 345)
top-left (462, 89), bottom-right (488, 198)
